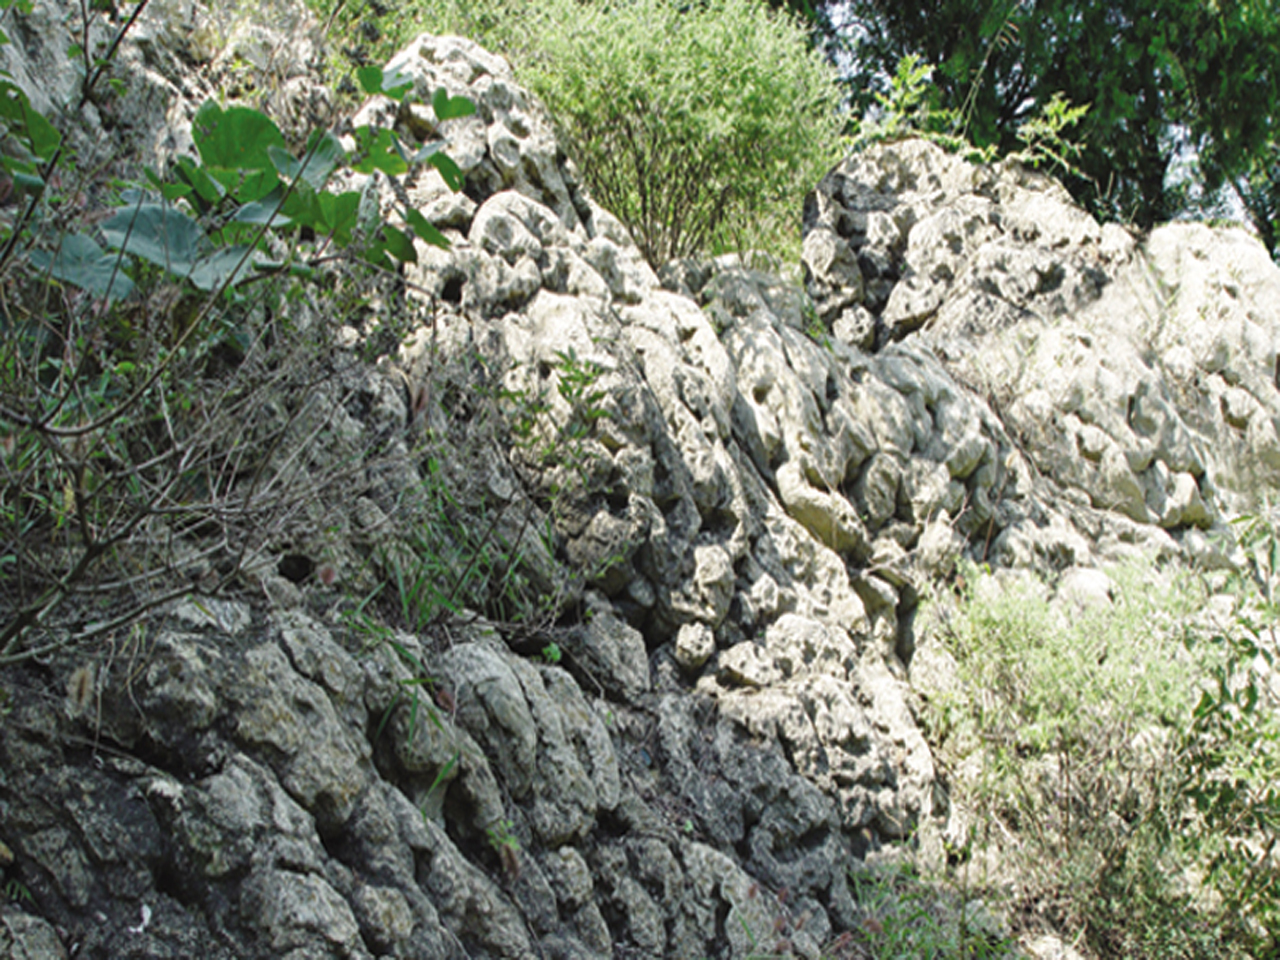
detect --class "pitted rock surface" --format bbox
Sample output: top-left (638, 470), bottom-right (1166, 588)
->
top-left (4, 6), bottom-right (1280, 959)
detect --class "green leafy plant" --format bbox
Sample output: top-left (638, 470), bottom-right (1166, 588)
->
top-left (510, 0), bottom-right (842, 266)
top-left (485, 817), bottom-right (522, 880)
top-left (846, 860), bottom-right (1012, 959)
top-left (1009, 92), bottom-right (1091, 180)
top-left (852, 52), bottom-right (1089, 180)
top-left (1173, 513), bottom-right (1280, 952)
top-left (837, 0), bottom-right (1280, 233)
top-left (380, 446), bottom-right (545, 634)
top-left (849, 54), bottom-right (989, 162)
top-left (0, 5), bottom-right (475, 661)
top-left (550, 347), bottom-right (609, 467)
top-left (922, 558), bottom-right (1271, 958)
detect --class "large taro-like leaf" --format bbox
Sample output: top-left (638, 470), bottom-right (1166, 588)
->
top-left (191, 100), bottom-right (286, 203)
top-left (28, 233), bottom-right (134, 301)
top-left (101, 204), bottom-right (256, 290)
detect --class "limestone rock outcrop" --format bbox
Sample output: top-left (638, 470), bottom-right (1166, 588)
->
top-left (805, 140), bottom-right (1280, 555)
top-left (3, 7), bottom-right (1280, 959)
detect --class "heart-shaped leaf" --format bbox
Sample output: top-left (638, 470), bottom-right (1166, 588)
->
top-left (28, 233), bottom-right (134, 301)
top-left (191, 100), bottom-right (285, 202)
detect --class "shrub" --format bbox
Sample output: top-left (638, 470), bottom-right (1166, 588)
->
top-left (0, 25), bottom-right (473, 661)
top-left (516, 0), bottom-right (842, 266)
top-left (921, 558), bottom-right (1276, 958)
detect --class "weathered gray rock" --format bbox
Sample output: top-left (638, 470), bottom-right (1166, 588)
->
top-left (7, 2), bottom-right (1280, 956)
top-left (809, 138), bottom-right (1280, 545)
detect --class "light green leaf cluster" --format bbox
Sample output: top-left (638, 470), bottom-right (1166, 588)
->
top-left (461, 0), bottom-right (844, 266)
top-left (309, 0), bottom-right (844, 264)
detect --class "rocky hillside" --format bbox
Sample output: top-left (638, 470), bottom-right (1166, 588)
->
top-left (2, 3), bottom-right (1279, 958)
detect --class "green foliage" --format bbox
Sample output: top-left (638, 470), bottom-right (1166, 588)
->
top-left (1175, 514), bottom-right (1280, 947)
top-left (307, 0), bottom-right (844, 264)
top-left (1008, 92), bottom-right (1090, 180)
top-left (503, 347), bottom-right (611, 482)
top-left (518, 0), bottom-right (842, 265)
top-left (846, 861), bottom-right (1012, 959)
top-left (835, 0), bottom-right (1280, 234)
top-left (0, 6), bottom-right (474, 659)
top-left (383, 460), bottom-right (538, 632)
top-left (924, 557), bottom-right (1277, 958)
top-left (486, 817), bottom-right (519, 852)
top-left (1236, 142), bottom-right (1280, 258)
top-left (854, 54), bottom-right (968, 152)
top-left (485, 816), bottom-right (522, 879)
top-left (550, 348), bottom-right (610, 465)
top-left (852, 54), bottom-right (1089, 179)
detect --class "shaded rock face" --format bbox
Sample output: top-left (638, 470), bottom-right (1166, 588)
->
top-left (4, 12), bottom-right (1280, 960)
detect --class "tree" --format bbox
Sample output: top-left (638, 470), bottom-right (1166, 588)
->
top-left (830, 0), bottom-right (1280, 241)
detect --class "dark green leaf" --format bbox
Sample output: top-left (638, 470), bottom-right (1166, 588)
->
top-left (381, 223), bottom-right (417, 263)
top-left (101, 204), bottom-right (257, 289)
top-left (427, 151), bottom-right (465, 191)
top-left (175, 155), bottom-right (224, 206)
top-left (356, 65), bottom-right (385, 96)
top-left (351, 126), bottom-right (408, 175)
top-left (269, 131), bottom-right (344, 190)
top-left (28, 233), bottom-right (134, 301)
top-left (356, 64), bottom-right (414, 100)
top-left (192, 100), bottom-right (287, 172)
top-left (191, 100), bottom-right (284, 202)
top-left (208, 165), bottom-right (278, 205)
top-left (317, 191), bottom-right (361, 245)
top-left (11, 170), bottom-right (43, 195)
top-left (0, 80), bottom-right (60, 161)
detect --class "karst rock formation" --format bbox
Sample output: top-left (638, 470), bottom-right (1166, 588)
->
top-left (3, 4), bottom-right (1280, 958)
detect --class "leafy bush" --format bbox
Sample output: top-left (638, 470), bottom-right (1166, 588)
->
top-left (852, 54), bottom-right (1090, 183)
top-left (920, 557), bottom-right (1278, 958)
top-left (517, 0), bottom-right (842, 266)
